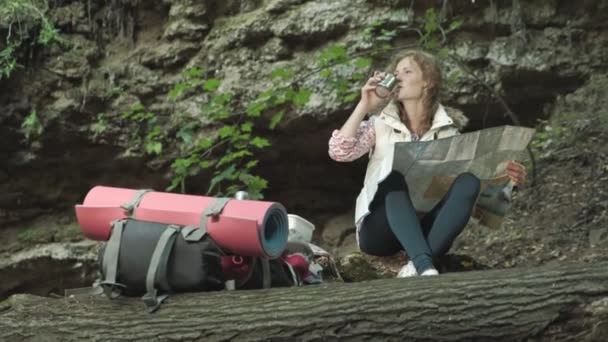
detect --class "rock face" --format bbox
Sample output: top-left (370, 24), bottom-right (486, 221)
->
top-left (0, 241), bottom-right (99, 300)
top-left (452, 74), bottom-right (608, 270)
top-left (0, 0), bottom-right (607, 289)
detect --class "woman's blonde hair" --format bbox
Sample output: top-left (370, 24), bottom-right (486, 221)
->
top-left (387, 50), bottom-right (443, 123)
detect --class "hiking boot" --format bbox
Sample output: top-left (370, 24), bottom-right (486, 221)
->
top-left (397, 261), bottom-right (418, 278)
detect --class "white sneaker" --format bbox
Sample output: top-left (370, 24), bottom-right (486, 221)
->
top-left (397, 261), bottom-right (418, 278)
top-left (421, 267), bottom-right (439, 276)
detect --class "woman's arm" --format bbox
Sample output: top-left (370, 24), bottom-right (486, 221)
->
top-left (328, 72), bottom-right (389, 162)
top-left (328, 120), bottom-right (376, 162)
top-left (338, 71), bottom-right (388, 137)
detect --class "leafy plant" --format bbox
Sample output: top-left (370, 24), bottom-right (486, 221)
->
top-left (162, 7), bottom-right (463, 198)
top-left (90, 113), bottom-right (108, 138)
top-left (121, 103), bottom-right (164, 156)
top-left (166, 66), bottom-right (311, 199)
top-left (21, 109), bottom-right (43, 142)
top-left (0, 0), bottom-right (61, 79)
top-left (0, 42), bottom-right (20, 78)
top-left (317, 44), bottom-right (372, 102)
top-left (14, 3), bottom-right (469, 200)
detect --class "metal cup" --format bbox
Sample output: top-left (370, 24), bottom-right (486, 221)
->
top-left (375, 74), bottom-right (397, 98)
top-left (234, 191), bottom-right (249, 200)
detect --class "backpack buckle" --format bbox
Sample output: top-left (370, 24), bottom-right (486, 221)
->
top-left (142, 289), bottom-right (169, 313)
top-left (99, 281), bottom-right (126, 299)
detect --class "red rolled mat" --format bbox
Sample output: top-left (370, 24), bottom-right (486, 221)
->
top-left (75, 186), bottom-right (288, 258)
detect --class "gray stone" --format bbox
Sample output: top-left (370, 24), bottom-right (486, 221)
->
top-left (266, 0), bottom-right (309, 14)
top-left (0, 241), bottom-right (99, 299)
top-left (140, 42), bottom-right (200, 69)
top-left (320, 209), bottom-right (355, 248)
top-left (260, 37), bottom-right (291, 62)
top-left (168, 1), bottom-right (209, 20)
top-left (337, 252), bottom-right (382, 282)
top-left (163, 19), bottom-right (210, 41)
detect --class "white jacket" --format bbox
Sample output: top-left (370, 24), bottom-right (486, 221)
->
top-left (355, 102), bottom-right (465, 229)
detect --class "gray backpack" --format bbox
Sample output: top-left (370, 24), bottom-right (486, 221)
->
top-left (98, 218), bottom-right (225, 312)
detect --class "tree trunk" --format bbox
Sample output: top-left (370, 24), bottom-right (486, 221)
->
top-left (1, 261), bottom-right (608, 342)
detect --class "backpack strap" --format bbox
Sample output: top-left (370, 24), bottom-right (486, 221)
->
top-left (283, 261), bottom-right (301, 287)
top-left (120, 189), bottom-right (152, 216)
top-left (181, 197), bottom-right (231, 242)
top-left (99, 219), bottom-right (127, 299)
top-left (261, 258), bottom-right (271, 289)
top-left (180, 225), bottom-right (200, 241)
top-left (142, 224), bottom-right (180, 313)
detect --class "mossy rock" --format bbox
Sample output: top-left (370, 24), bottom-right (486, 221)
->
top-left (337, 252), bottom-right (396, 282)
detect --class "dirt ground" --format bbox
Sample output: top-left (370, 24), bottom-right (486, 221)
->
top-left (453, 118), bottom-right (608, 270)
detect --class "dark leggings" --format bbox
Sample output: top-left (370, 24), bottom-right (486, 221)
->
top-left (359, 171), bottom-right (481, 273)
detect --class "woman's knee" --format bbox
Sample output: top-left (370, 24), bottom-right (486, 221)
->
top-left (383, 171), bottom-right (409, 192)
top-left (453, 172), bottom-right (481, 197)
top-left (358, 232), bottom-right (399, 256)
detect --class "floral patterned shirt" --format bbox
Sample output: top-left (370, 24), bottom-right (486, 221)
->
top-left (328, 119), bottom-right (376, 162)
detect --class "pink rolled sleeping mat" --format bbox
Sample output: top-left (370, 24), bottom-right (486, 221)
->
top-left (75, 186), bottom-right (288, 258)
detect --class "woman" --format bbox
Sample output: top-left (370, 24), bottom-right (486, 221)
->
top-left (328, 50), bottom-right (526, 277)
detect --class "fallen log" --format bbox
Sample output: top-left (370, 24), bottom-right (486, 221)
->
top-left (1, 261), bottom-right (607, 341)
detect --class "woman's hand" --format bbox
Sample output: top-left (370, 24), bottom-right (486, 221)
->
top-left (359, 71), bottom-right (390, 113)
top-left (506, 160), bottom-right (526, 187)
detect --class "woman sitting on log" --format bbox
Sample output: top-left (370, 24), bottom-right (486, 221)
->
top-left (328, 50), bottom-right (526, 277)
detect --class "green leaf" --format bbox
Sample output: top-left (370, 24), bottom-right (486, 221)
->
top-left (269, 111), bottom-right (284, 130)
top-left (90, 113), bottom-right (107, 137)
top-left (321, 44), bottom-right (347, 62)
top-left (293, 89), bottom-right (311, 107)
top-left (21, 110), bottom-right (43, 141)
top-left (171, 158), bottom-right (193, 173)
top-left (245, 160), bottom-right (259, 169)
top-left (185, 67), bottom-right (204, 79)
top-left (353, 57), bottom-right (372, 69)
top-left (176, 127), bottom-right (194, 145)
top-left (241, 122), bottom-right (253, 132)
top-left (145, 141), bottom-right (162, 155)
top-left (218, 125), bottom-right (236, 138)
top-left (131, 103), bottom-right (145, 112)
top-left (213, 93), bottom-right (233, 105)
top-left (271, 67), bottom-right (294, 80)
top-left (424, 8), bottom-right (438, 33)
top-left (240, 173), bottom-right (267, 199)
top-left (168, 82), bottom-right (188, 100)
top-left (207, 164), bottom-right (237, 194)
top-left (217, 150), bottom-right (253, 167)
top-left (167, 177), bottom-right (184, 192)
top-left (203, 79), bottom-right (221, 92)
top-left (38, 21), bottom-right (59, 45)
top-left (237, 133), bottom-right (251, 142)
top-left (246, 101), bottom-right (266, 117)
top-left (197, 137), bottom-right (214, 150)
top-left (274, 89), bottom-right (293, 105)
top-left (448, 19), bottom-right (463, 33)
top-left (250, 137), bottom-right (271, 149)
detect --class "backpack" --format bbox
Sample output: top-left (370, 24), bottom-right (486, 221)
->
top-left (235, 257), bottom-right (301, 289)
top-left (98, 218), bottom-right (225, 312)
top-left (225, 241), bottom-right (325, 290)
